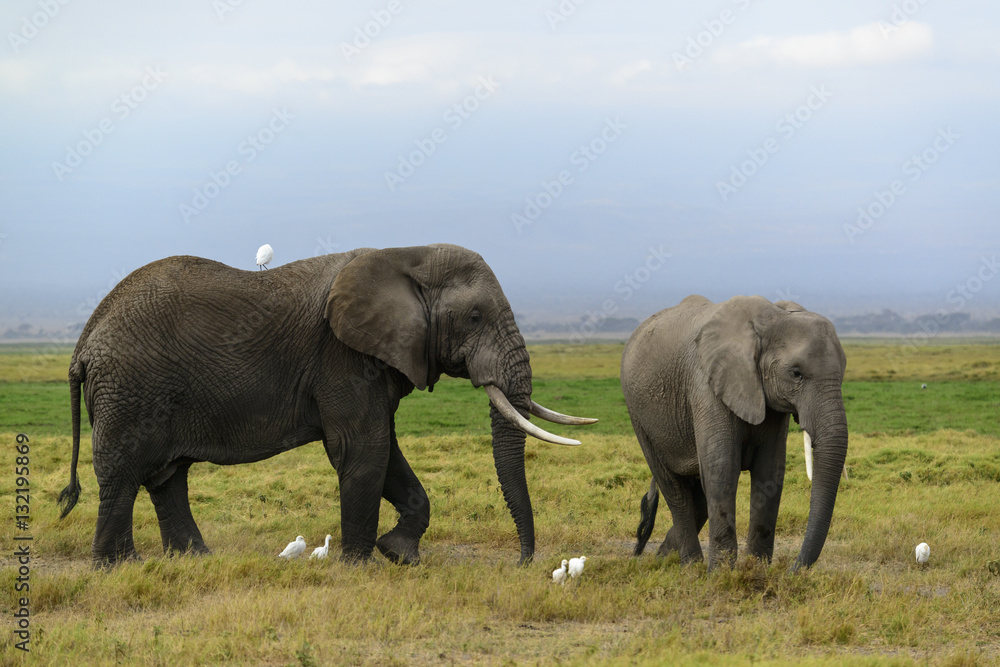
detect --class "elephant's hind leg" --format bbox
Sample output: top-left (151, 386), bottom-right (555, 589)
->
top-left (92, 480), bottom-right (141, 567)
top-left (376, 427), bottom-right (429, 565)
top-left (146, 463), bottom-right (210, 556)
top-left (656, 471), bottom-right (707, 563)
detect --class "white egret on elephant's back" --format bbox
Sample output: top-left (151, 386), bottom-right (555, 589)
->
top-left (279, 535), bottom-right (306, 559)
top-left (256, 244), bottom-right (273, 270)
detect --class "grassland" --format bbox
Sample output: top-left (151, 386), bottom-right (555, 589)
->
top-left (1, 341), bottom-right (999, 665)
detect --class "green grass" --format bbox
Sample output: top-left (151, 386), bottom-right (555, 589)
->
top-left (6, 375), bottom-right (997, 439)
top-left (1, 343), bottom-right (999, 665)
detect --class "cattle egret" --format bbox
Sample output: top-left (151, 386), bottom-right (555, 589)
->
top-left (921, 383), bottom-right (927, 390)
top-left (310, 534), bottom-right (332, 560)
top-left (552, 559), bottom-right (568, 585)
top-left (915, 542), bottom-right (930, 564)
top-left (256, 244), bottom-right (273, 270)
top-left (279, 535), bottom-right (306, 559)
top-left (568, 556), bottom-right (587, 579)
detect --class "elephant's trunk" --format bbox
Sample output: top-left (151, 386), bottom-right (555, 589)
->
top-left (487, 316), bottom-right (536, 565)
top-left (793, 384), bottom-right (848, 570)
top-left (491, 405), bottom-right (535, 565)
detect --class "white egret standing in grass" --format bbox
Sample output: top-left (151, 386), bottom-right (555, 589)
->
top-left (279, 535), bottom-right (306, 559)
top-left (916, 542), bottom-right (930, 564)
top-left (310, 535), bottom-right (332, 560)
top-left (552, 559), bottom-right (568, 585)
top-left (256, 244), bottom-right (273, 270)
top-left (568, 556), bottom-right (587, 579)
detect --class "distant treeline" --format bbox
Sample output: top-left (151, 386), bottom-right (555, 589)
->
top-left (517, 310), bottom-right (1000, 339)
top-left (830, 310), bottom-right (1000, 335)
top-left (5, 310), bottom-right (1000, 343)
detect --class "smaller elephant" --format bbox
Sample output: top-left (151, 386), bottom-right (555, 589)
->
top-left (622, 295), bottom-right (848, 571)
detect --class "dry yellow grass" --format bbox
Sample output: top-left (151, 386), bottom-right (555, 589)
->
top-left (2, 426), bottom-right (999, 665)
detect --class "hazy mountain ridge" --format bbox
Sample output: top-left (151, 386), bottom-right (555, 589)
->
top-left (3, 310), bottom-right (1000, 345)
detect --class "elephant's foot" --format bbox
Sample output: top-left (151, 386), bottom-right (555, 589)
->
top-left (706, 547), bottom-right (738, 572)
top-left (340, 549), bottom-right (377, 565)
top-left (91, 548), bottom-right (141, 570)
top-left (658, 525), bottom-right (703, 563)
top-left (164, 540), bottom-right (212, 557)
top-left (376, 529), bottom-right (421, 565)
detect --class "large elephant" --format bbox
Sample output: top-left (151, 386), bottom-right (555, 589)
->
top-left (58, 244), bottom-right (595, 566)
top-left (622, 295), bottom-right (847, 571)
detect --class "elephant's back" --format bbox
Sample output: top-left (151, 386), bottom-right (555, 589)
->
top-left (622, 295), bottom-right (712, 394)
top-left (70, 252), bottom-right (366, 383)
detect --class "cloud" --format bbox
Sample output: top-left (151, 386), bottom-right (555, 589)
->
top-left (717, 22), bottom-right (933, 68)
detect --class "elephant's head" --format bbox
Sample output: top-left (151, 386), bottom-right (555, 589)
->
top-left (325, 244), bottom-right (595, 564)
top-left (698, 296), bottom-right (847, 570)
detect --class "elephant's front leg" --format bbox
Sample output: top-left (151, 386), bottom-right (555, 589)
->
top-left (337, 435), bottom-right (390, 562)
top-left (746, 416), bottom-right (789, 562)
top-left (376, 424), bottom-right (430, 565)
top-left (699, 436), bottom-right (741, 571)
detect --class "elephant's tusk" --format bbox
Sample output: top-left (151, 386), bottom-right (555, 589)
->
top-left (804, 431), bottom-right (814, 482)
top-left (529, 401), bottom-right (598, 425)
top-left (803, 430), bottom-right (849, 482)
top-left (485, 385), bottom-right (582, 446)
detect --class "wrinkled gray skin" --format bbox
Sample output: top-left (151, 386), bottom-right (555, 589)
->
top-left (622, 296), bottom-right (848, 571)
top-left (59, 244), bottom-right (584, 567)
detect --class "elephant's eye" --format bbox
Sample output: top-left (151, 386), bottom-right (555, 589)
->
top-left (468, 310), bottom-right (482, 326)
top-left (790, 368), bottom-right (803, 380)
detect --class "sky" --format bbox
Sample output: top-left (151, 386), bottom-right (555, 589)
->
top-left (1, 0), bottom-right (999, 331)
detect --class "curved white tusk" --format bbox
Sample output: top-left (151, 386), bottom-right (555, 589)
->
top-left (803, 430), bottom-right (813, 482)
top-left (529, 401), bottom-right (598, 425)
top-left (485, 385), bottom-right (581, 446)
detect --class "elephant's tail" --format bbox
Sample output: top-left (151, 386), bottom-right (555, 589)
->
top-left (58, 361), bottom-right (84, 519)
top-left (634, 479), bottom-right (659, 556)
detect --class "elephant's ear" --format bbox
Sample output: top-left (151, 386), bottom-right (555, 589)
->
top-left (326, 247), bottom-right (432, 390)
top-left (775, 300), bottom-right (806, 312)
top-left (696, 298), bottom-right (767, 425)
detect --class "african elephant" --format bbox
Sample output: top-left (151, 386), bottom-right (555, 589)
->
top-left (58, 244), bottom-right (595, 566)
top-left (622, 295), bottom-right (847, 571)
